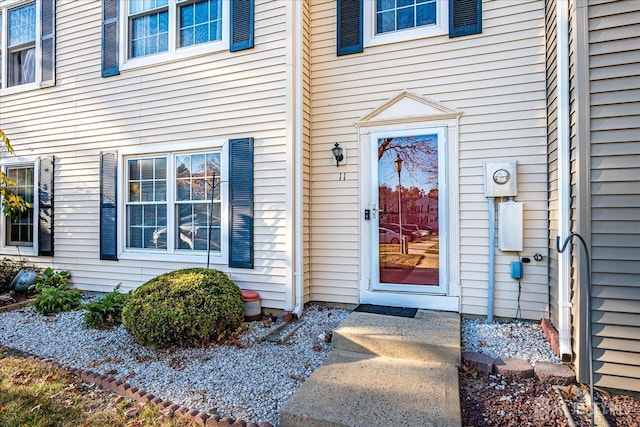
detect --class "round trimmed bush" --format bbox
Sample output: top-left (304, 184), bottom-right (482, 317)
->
top-left (122, 268), bottom-right (244, 349)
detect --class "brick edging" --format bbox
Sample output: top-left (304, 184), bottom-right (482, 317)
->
top-left (0, 346), bottom-right (272, 427)
top-left (0, 298), bottom-right (34, 314)
top-left (541, 318), bottom-right (560, 358)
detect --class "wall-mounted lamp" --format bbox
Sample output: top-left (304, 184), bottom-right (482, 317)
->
top-left (331, 142), bottom-right (344, 167)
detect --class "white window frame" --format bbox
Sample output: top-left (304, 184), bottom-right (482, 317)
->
top-left (119, 0), bottom-right (230, 72)
top-left (363, 0), bottom-right (448, 48)
top-left (0, 156), bottom-right (39, 256)
top-left (0, 0), bottom-right (43, 94)
top-left (117, 140), bottom-right (229, 265)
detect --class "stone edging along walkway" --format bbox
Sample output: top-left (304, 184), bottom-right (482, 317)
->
top-left (0, 300), bottom-right (273, 427)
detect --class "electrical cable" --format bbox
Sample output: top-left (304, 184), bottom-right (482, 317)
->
top-left (516, 251), bottom-right (522, 319)
top-left (557, 233), bottom-right (593, 427)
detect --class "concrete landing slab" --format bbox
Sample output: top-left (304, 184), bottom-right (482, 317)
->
top-left (279, 349), bottom-right (461, 427)
top-left (333, 311), bottom-right (461, 366)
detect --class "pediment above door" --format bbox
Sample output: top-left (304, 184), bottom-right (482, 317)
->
top-left (356, 91), bottom-right (462, 127)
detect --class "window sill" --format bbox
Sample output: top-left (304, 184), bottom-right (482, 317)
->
top-left (365, 25), bottom-right (448, 48)
top-left (0, 247), bottom-right (37, 258)
top-left (118, 250), bottom-right (226, 265)
top-left (119, 40), bottom-right (228, 73)
top-left (0, 82), bottom-right (41, 96)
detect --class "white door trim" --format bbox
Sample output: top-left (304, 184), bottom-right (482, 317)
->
top-left (356, 94), bottom-right (461, 311)
top-left (369, 127), bottom-right (447, 294)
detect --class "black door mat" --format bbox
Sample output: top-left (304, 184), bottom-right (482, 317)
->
top-left (353, 304), bottom-right (417, 318)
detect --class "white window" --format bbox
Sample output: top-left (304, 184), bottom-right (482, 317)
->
top-left (0, 0), bottom-right (53, 91)
top-left (4, 165), bottom-right (34, 246)
top-left (122, 0), bottom-right (227, 68)
top-left (1, 159), bottom-right (39, 256)
top-left (125, 150), bottom-right (222, 255)
top-left (0, 1), bottom-right (36, 89)
top-left (364, 0), bottom-right (448, 47)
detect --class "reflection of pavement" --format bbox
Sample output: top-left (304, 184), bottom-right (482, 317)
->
top-left (405, 239), bottom-right (439, 284)
top-left (379, 237), bottom-right (440, 286)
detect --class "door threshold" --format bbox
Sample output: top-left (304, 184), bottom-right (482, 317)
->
top-left (359, 290), bottom-right (459, 312)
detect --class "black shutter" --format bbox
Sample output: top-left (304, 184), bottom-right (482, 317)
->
top-left (102, 0), bottom-right (119, 77)
top-left (40, 0), bottom-right (55, 86)
top-left (100, 152), bottom-right (118, 261)
top-left (38, 157), bottom-right (54, 256)
top-left (229, 138), bottom-right (254, 269)
top-left (230, 0), bottom-right (254, 52)
top-left (449, 0), bottom-right (482, 38)
top-left (337, 0), bottom-right (363, 56)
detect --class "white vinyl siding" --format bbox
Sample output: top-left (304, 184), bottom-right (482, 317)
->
top-left (310, 0), bottom-right (549, 318)
top-left (0, 0), bottom-right (290, 309)
top-left (583, 0), bottom-right (640, 392)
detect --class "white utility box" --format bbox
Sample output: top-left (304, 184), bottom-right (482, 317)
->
top-left (499, 200), bottom-right (523, 251)
top-left (484, 161), bottom-right (517, 197)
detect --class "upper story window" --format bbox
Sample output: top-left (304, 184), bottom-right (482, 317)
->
top-left (126, 0), bottom-right (224, 60)
top-left (128, 0), bottom-right (169, 58)
top-left (0, 0), bottom-right (55, 92)
top-left (363, 0), bottom-right (448, 48)
top-left (5, 2), bottom-right (36, 87)
top-left (376, 0), bottom-right (436, 35)
top-left (178, 0), bottom-right (222, 47)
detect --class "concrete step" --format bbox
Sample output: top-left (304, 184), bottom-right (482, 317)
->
top-left (332, 310), bottom-right (461, 366)
top-left (279, 349), bottom-right (461, 427)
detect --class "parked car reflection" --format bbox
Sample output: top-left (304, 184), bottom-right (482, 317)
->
top-left (151, 212), bottom-right (220, 250)
top-left (379, 227), bottom-right (402, 244)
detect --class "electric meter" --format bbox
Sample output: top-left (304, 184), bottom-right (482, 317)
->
top-left (493, 169), bottom-right (511, 185)
top-left (484, 161), bottom-right (517, 197)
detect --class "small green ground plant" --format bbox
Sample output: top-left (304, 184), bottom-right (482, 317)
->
top-left (30, 268), bottom-right (80, 315)
top-left (83, 285), bottom-right (130, 329)
top-left (122, 268), bottom-right (244, 349)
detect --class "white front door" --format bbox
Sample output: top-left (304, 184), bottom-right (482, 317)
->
top-left (370, 127), bottom-right (448, 296)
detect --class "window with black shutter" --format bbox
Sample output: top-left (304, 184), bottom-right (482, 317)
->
top-left (228, 138), bottom-right (254, 269)
top-left (38, 156), bottom-right (54, 256)
top-left (100, 152), bottom-right (118, 260)
top-left (102, 0), bottom-right (119, 77)
top-left (230, 0), bottom-right (254, 52)
top-left (449, 0), bottom-right (482, 38)
top-left (337, 0), bottom-right (363, 56)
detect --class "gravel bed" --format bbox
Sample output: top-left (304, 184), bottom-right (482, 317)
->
top-left (0, 302), bottom-right (350, 426)
top-left (462, 317), bottom-right (561, 366)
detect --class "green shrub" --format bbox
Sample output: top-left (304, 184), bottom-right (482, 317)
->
top-left (83, 285), bottom-right (130, 329)
top-left (31, 286), bottom-right (82, 315)
top-left (122, 268), bottom-right (244, 349)
top-left (33, 267), bottom-right (70, 290)
top-left (0, 257), bottom-right (36, 293)
top-left (29, 268), bottom-right (79, 315)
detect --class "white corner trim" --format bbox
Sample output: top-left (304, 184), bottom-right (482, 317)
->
top-left (556, 0), bottom-right (573, 359)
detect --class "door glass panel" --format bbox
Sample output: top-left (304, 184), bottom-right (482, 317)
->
top-left (378, 135), bottom-right (439, 285)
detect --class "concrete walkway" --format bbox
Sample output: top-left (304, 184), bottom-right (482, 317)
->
top-left (280, 310), bottom-right (462, 427)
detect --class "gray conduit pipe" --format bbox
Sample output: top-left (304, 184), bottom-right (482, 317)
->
top-left (487, 197), bottom-right (496, 323)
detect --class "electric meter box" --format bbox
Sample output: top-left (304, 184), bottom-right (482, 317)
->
top-left (484, 161), bottom-right (517, 197)
top-left (499, 200), bottom-right (524, 252)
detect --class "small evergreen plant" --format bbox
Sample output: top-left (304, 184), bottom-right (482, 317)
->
top-left (83, 285), bottom-right (130, 329)
top-left (30, 268), bottom-right (80, 315)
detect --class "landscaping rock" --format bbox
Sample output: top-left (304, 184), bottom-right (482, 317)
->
top-left (534, 362), bottom-right (575, 385)
top-left (494, 358), bottom-right (534, 379)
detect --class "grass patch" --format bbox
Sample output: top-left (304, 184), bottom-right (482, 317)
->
top-left (379, 253), bottom-right (422, 269)
top-left (0, 349), bottom-right (197, 427)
